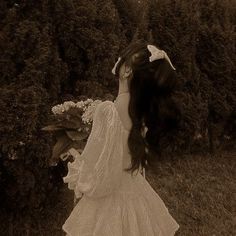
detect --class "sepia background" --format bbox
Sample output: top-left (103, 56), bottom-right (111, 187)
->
top-left (0, 0), bottom-right (235, 235)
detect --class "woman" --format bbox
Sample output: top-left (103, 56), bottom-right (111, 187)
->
top-left (62, 41), bottom-right (180, 235)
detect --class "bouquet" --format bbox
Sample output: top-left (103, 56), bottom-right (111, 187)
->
top-left (41, 98), bottom-right (102, 166)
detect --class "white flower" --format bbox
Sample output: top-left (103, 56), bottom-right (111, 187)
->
top-left (81, 99), bottom-right (102, 124)
top-left (75, 101), bottom-right (84, 109)
top-left (52, 104), bottom-right (65, 115)
top-left (84, 99), bottom-right (93, 105)
top-left (52, 101), bottom-right (78, 115)
top-left (63, 101), bottom-right (76, 111)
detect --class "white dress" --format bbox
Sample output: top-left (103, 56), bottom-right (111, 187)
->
top-left (62, 100), bottom-right (179, 236)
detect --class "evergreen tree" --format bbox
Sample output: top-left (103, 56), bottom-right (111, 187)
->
top-left (149, 0), bottom-right (236, 152)
top-left (149, 0), bottom-right (209, 152)
top-left (0, 0), bottom-right (235, 212)
top-left (196, 0), bottom-right (236, 151)
top-left (112, 0), bottom-right (139, 41)
top-left (0, 0), bottom-right (126, 210)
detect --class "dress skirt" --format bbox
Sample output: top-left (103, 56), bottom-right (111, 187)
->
top-left (62, 172), bottom-right (179, 236)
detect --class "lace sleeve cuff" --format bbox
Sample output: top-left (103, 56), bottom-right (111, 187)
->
top-left (63, 158), bottom-right (85, 199)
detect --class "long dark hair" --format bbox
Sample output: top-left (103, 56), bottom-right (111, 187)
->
top-left (115, 41), bottom-right (182, 174)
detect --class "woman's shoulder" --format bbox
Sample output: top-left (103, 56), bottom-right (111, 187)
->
top-left (94, 100), bottom-right (116, 119)
top-left (96, 100), bottom-right (114, 113)
top-left (97, 100), bottom-right (114, 108)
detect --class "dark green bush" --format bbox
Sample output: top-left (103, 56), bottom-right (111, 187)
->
top-left (0, 0), bottom-right (235, 212)
top-left (0, 0), bottom-right (125, 211)
top-left (149, 0), bottom-right (236, 153)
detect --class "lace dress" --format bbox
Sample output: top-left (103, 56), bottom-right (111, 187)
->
top-left (62, 100), bottom-right (179, 236)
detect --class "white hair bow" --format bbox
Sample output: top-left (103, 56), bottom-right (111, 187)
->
top-left (112, 57), bottom-right (122, 75)
top-left (147, 45), bottom-right (176, 70)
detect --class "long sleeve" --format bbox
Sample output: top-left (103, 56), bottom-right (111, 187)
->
top-left (63, 101), bottom-right (124, 199)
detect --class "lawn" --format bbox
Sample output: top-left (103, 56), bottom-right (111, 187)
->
top-left (0, 151), bottom-right (235, 236)
top-left (146, 151), bottom-right (236, 236)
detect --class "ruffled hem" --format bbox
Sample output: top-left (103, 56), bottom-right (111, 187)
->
top-left (62, 192), bottom-right (179, 236)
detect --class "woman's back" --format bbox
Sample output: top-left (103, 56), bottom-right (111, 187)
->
top-left (114, 93), bottom-right (132, 132)
top-left (114, 93), bottom-right (134, 170)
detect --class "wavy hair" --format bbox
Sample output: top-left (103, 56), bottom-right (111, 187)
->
top-left (115, 41), bottom-right (182, 174)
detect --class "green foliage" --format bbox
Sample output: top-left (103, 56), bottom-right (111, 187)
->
top-left (0, 0), bottom-right (124, 211)
top-left (196, 0), bottom-right (236, 150)
top-left (0, 0), bottom-right (235, 212)
top-left (149, 0), bottom-right (236, 152)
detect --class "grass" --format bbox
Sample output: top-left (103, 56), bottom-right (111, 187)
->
top-left (146, 150), bottom-right (236, 236)
top-left (0, 151), bottom-right (235, 236)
